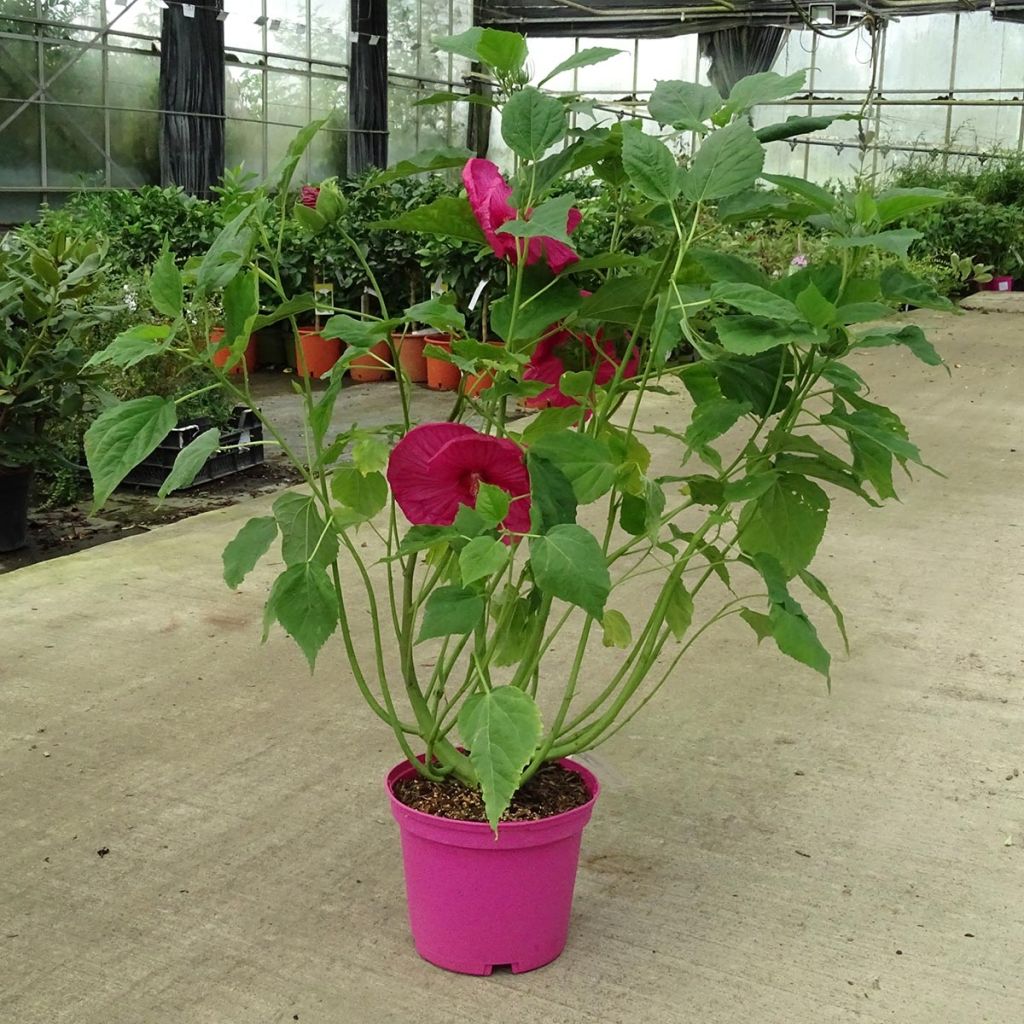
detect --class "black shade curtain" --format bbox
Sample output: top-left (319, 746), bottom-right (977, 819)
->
top-left (159, 0), bottom-right (225, 197)
top-left (697, 26), bottom-right (787, 97)
top-left (349, 0), bottom-right (388, 174)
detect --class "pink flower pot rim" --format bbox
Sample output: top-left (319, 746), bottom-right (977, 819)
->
top-left (386, 755), bottom-right (600, 833)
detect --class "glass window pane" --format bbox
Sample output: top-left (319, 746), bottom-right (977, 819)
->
top-left (812, 25), bottom-right (877, 93)
top-left (879, 97), bottom-right (950, 149)
top-left (44, 41), bottom-right (101, 104)
top-left (883, 16), bottom-right (954, 91)
top-left (107, 0), bottom-right (162, 38)
top-left (954, 15), bottom-right (1024, 92)
top-left (45, 103), bottom-right (105, 185)
top-left (309, 0), bottom-right (347, 65)
top-left (0, 100), bottom-right (41, 188)
top-left (389, 0), bottom-right (419, 79)
top-left (418, 1), bottom-right (453, 83)
top-left (636, 36), bottom-right (699, 93)
top-left (575, 37), bottom-right (634, 94)
top-left (309, 73), bottom-right (346, 178)
top-left (388, 83), bottom-right (418, 164)
top-left (43, 1), bottom-right (102, 27)
top-left (267, 0), bottom-right (309, 59)
top-left (224, 0), bottom-right (266, 53)
top-left (527, 37), bottom-right (576, 90)
top-left (108, 108), bottom-right (158, 186)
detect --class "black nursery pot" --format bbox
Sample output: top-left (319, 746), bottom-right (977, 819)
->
top-left (0, 467), bottom-right (33, 553)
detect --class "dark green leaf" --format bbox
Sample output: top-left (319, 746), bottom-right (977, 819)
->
top-left (621, 125), bottom-right (680, 202)
top-left (263, 562), bottom-right (338, 670)
top-left (418, 585), bottom-right (485, 641)
top-left (711, 282), bottom-right (801, 321)
top-left (685, 397), bottom-right (751, 449)
top-left (529, 430), bottom-right (617, 504)
top-left (150, 249), bottom-right (182, 319)
top-left (738, 475), bottom-right (829, 578)
top-left (763, 173), bottom-right (836, 212)
top-left (251, 294), bottom-right (317, 331)
top-left (273, 492), bottom-right (339, 567)
top-left (648, 80), bottom-right (722, 130)
top-left (498, 193), bottom-right (576, 244)
top-left (682, 120), bottom-right (764, 203)
top-left (880, 266), bottom-right (954, 311)
top-left (157, 427), bottom-right (220, 499)
top-left (85, 396), bottom-right (178, 510)
top-left (476, 28), bottom-right (528, 73)
top-left (331, 467), bottom-right (388, 518)
top-left (714, 315), bottom-right (818, 355)
top-left (459, 536), bottom-right (510, 586)
top-left (579, 274), bottom-right (656, 325)
top-left (501, 87), bottom-right (566, 160)
top-left (490, 278), bottom-right (582, 345)
top-left (457, 686), bottom-right (542, 830)
top-left (475, 482), bottom-right (511, 527)
top-left (619, 479), bottom-right (665, 539)
top-left (798, 568), bottom-right (849, 653)
top-left (831, 229), bottom-right (921, 258)
top-left (529, 524), bottom-right (610, 618)
top-left (375, 195), bottom-right (486, 244)
top-left (85, 324), bottom-right (172, 369)
top-left (795, 282), bottom-right (837, 328)
top-left (665, 577), bottom-right (694, 640)
top-left (378, 146), bottom-right (474, 180)
top-left (755, 113), bottom-right (854, 143)
top-left (539, 46), bottom-right (623, 86)
top-left (223, 516), bottom-right (278, 590)
top-left (874, 187), bottom-right (947, 226)
top-left (726, 70), bottom-right (806, 115)
top-left (526, 453), bottom-right (578, 532)
top-left (855, 323), bottom-right (944, 367)
top-left (321, 314), bottom-right (398, 347)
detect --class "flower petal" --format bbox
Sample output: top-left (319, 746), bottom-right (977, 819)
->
top-left (387, 423), bottom-right (477, 526)
top-left (463, 158), bottom-right (518, 261)
top-left (388, 422), bottom-right (532, 534)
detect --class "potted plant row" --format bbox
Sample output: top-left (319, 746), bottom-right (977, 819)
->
top-left (82, 32), bottom-right (950, 975)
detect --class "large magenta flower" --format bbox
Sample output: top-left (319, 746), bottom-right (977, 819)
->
top-left (387, 423), bottom-right (531, 535)
top-left (463, 158), bottom-right (582, 275)
top-left (523, 329), bottom-right (641, 410)
top-left (300, 185), bottom-right (320, 209)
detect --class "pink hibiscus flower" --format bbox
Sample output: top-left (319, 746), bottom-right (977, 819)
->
top-left (387, 423), bottom-right (531, 536)
top-left (523, 329), bottom-right (641, 410)
top-left (462, 158), bottom-right (582, 275)
top-left (300, 185), bottom-right (320, 209)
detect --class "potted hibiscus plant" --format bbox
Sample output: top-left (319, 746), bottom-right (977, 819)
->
top-left (82, 29), bottom-right (949, 975)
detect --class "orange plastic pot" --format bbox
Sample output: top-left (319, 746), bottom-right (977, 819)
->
top-left (393, 330), bottom-right (428, 383)
top-left (465, 341), bottom-right (503, 398)
top-left (295, 328), bottom-right (342, 380)
top-left (424, 335), bottom-right (461, 392)
top-left (349, 339), bottom-right (393, 383)
top-left (209, 327), bottom-right (257, 375)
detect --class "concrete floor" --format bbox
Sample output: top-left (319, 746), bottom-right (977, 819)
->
top-left (2, 309), bottom-right (1022, 1023)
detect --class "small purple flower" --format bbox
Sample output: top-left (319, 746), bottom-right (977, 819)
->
top-left (790, 253), bottom-right (809, 268)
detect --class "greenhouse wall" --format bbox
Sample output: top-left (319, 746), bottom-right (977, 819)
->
top-left (0, 0), bottom-right (473, 222)
top-left (496, 13), bottom-right (1024, 182)
top-left (1, 3), bottom-right (1022, 223)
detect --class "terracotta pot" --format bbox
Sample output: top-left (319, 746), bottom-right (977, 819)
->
top-left (386, 757), bottom-right (599, 975)
top-left (209, 327), bottom-right (257, 375)
top-left (424, 335), bottom-right (461, 392)
top-left (393, 330), bottom-right (428, 383)
top-left (465, 341), bottom-right (503, 398)
top-left (294, 328), bottom-right (342, 380)
top-left (349, 339), bottom-right (393, 383)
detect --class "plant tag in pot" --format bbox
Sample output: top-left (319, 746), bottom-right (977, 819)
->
top-left (314, 281), bottom-right (334, 316)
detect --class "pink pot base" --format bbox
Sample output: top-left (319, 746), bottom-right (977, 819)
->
top-left (386, 757), bottom-right (599, 975)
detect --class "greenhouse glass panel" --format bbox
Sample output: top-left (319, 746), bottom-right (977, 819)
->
top-left (811, 26), bottom-right (878, 93)
top-left (883, 17), bottom-right (955, 91)
top-left (309, 0), bottom-right (348, 65)
top-left (575, 37), bottom-right (634, 95)
top-left (389, 83), bottom-right (419, 165)
top-left (109, 0), bottom-right (162, 38)
top-left (526, 36), bottom-right (577, 91)
top-left (636, 35), bottom-right (698, 93)
top-left (389, 0), bottom-right (420, 78)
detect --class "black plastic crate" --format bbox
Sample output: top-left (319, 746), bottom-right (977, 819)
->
top-left (123, 407), bottom-right (265, 490)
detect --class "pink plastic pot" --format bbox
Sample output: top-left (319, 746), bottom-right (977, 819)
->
top-left (984, 275), bottom-right (1014, 292)
top-left (386, 757), bottom-right (599, 975)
